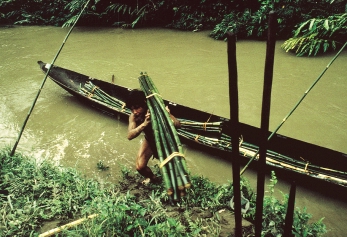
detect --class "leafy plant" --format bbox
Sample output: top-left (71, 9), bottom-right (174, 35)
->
top-left (0, 0), bottom-right (71, 26)
top-left (0, 147), bottom-right (327, 236)
top-left (209, 10), bottom-right (252, 40)
top-left (281, 13), bottom-right (347, 56)
top-left (210, 0), bottom-right (345, 41)
top-left (96, 160), bottom-right (109, 171)
top-left (260, 171), bottom-right (327, 237)
top-left (105, 2), bottom-right (152, 28)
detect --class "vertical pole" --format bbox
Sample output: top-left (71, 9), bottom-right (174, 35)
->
top-left (283, 181), bottom-right (296, 237)
top-left (227, 32), bottom-right (242, 236)
top-left (255, 11), bottom-right (277, 237)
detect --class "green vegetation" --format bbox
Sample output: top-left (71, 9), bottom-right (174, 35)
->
top-left (1, 147), bottom-right (327, 236)
top-left (261, 172), bottom-right (326, 236)
top-left (0, 0), bottom-right (345, 56)
top-left (281, 13), bottom-right (347, 56)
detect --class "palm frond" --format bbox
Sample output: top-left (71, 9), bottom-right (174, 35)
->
top-left (62, 15), bottom-right (78, 28)
top-left (282, 13), bottom-right (346, 56)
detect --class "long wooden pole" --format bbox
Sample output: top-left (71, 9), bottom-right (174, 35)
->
top-left (240, 41), bottom-right (347, 175)
top-left (38, 214), bottom-right (98, 237)
top-left (227, 32), bottom-right (242, 236)
top-left (10, 0), bottom-right (91, 156)
top-left (283, 181), bottom-right (296, 237)
top-left (255, 11), bottom-right (277, 237)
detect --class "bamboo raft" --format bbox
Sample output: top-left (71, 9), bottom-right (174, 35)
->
top-left (38, 61), bottom-right (347, 188)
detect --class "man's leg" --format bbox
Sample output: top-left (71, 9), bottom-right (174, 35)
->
top-left (136, 139), bottom-right (157, 182)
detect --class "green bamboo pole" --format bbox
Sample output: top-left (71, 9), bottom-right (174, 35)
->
top-left (157, 114), bottom-right (186, 198)
top-left (177, 129), bottom-right (219, 146)
top-left (147, 87), bottom-right (190, 187)
top-left (141, 80), bottom-right (184, 201)
top-left (155, 106), bottom-right (180, 200)
top-left (142, 75), bottom-right (190, 185)
top-left (180, 121), bottom-right (222, 126)
top-left (240, 41), bottom-right (347, 176)
top-left (145, 95), bottom-right (173, 196)
top-left (140, 78), bottom-right (184, 191)
top-left (139, 74), bottom-right (185, 199)
top-left (147, 95), bottom-right (179, 199)
top-left (139, 74), bottom-right (190, 189)
top-left (83, 82), bottom-right (125, 108)
top-left (154, 103), bottom-right (185, 191)
top-left (10, 0), bottom-right (91, 157)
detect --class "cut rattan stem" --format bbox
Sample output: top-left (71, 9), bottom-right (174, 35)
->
top-left (10, 0), bottom-right (92, 157)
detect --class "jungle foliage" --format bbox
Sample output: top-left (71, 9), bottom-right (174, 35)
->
top-left (0, 0), bottom-right (346, 56)
top-left (0, 148), bottom-right (327, 236)
top-left (281, 13), bottom-right (347, 56)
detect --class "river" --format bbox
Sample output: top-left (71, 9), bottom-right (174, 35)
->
top-left (0, 26), bottom-right (346, 236)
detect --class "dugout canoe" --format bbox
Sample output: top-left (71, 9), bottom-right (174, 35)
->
top-left (38, 60), bottom-right (347, 188)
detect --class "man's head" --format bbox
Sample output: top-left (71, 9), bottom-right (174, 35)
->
top-left (126, 89), bottom-right (147, 117)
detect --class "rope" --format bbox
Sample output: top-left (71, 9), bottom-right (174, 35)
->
top-left (146, 93), bottom-right (161, 98)
top-left (91, 85), bottom-right (99, 93)
top-left (159, 152), bottom-right (185, 168)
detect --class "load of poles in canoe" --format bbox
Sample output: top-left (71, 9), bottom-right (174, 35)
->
top-left (79, 74), bottom-right (347, 188)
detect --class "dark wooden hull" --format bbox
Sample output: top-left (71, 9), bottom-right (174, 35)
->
top-left (38, 61), bottom-right (347, 187)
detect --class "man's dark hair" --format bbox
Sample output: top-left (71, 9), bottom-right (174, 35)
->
top-left (125, 89), bottom-right (147, 108)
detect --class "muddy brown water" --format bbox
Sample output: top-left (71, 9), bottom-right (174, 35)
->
top-left (1, 26), bottom-right (347, 236)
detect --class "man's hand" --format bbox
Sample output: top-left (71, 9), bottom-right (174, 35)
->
top-left (165, 106), bottom-right (171, 114)
top-left (143, 110), bottom-right (151, 127)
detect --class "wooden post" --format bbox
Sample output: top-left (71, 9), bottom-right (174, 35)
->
top-left (284, 181), bottom-right (296, 237)
top-left (255, 11), bottom-right (277, 237)
top-left (227, 32), bottom-right (242, 237)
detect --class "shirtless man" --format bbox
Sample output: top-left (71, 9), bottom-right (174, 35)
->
top-left (126, 89), bottom-right (180, 184)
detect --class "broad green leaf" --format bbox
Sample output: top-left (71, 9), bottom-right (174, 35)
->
top-left (295, 20), bottom-right (310, 36)
top-left (309, 19), bottom-right (316, 31)
top-left (324, 19), bottom-right (329, 30)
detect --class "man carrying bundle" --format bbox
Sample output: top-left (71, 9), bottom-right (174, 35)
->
top-left (126, 89), bottom-right (180, 184)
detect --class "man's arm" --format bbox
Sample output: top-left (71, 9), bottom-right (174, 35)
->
top-left (166, 106), bottom-right (181, 128)
top-left (127, 112), bottom-right (150, 140)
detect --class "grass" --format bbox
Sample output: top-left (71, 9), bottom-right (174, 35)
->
top-left (0, 147), bottom-right (327, 236)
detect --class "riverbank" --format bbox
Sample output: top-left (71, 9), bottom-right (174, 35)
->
top-left (1, 147), bottom-right (328, 236)
top-left (0, 147), bottom-right (254, 236)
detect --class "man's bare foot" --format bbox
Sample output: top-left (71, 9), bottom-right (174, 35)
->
top-left (141, 178), bottom-right (151, 185)
top-left (141, 176), bottom-right (160, 185)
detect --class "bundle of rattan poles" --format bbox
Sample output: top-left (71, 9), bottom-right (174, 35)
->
top-left (80, 81), bottom-right (131, 115)
top-left (138, 73), bottom-right (191, 201)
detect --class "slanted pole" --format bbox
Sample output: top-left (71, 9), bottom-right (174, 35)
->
top-left (240, 39), bottom-right (347, 176)
top-left (283, 181), bottom-right (297, 237)
top-left (10, 0), bottom-right (91, 157)
top-left (227, 32), bottom-right (242, 236)
top-left (255, 11), bottom-right (277, 237)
